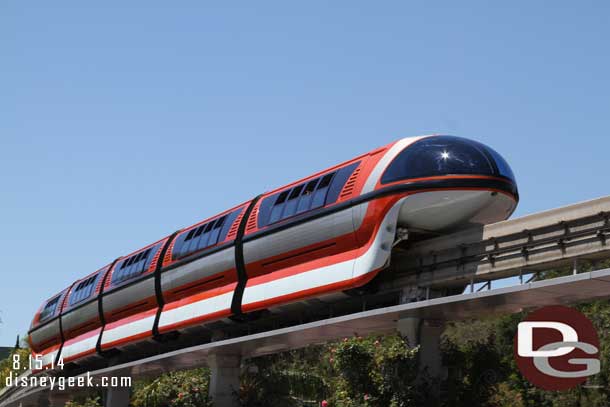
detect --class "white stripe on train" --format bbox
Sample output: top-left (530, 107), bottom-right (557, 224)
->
top-left (61, 332), bottom-right (100, 362)
top-left (158, 291), bottom-right (233, 331)
top-left (100, 315), bottom-right (156, 348)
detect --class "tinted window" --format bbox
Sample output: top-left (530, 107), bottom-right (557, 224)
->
top-left (260, 172), bottom-right (336, 226)
top-left (69, 274), bottom-right (100, 305)
top-left (311, 173), bottom-right (334, 209)
top-left (381, 136), bottom-right (499, 184)
top-left (282, 185), bottom-right (304, 219)
top-left (112, 245), bottom-right (158, 285)
top-left (484, 145), bottom-right (516, 182)
top-left (173, 214), bottom-right (231, 260)
top-left (269, 191), bottom-right (289, 224)
top-left (40, 295), bottom-right (61, 322)
top-left (207, 216), bottom-right (226, 247)
top-left (256, 161), bottom-right (361, 228)
top-left (199, 222), bottom-right (216, 249)
top-left (296, 179), bottom-right (319, 214)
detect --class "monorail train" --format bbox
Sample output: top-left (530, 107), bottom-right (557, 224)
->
top-left (28, 135), bottom-right (518, 370)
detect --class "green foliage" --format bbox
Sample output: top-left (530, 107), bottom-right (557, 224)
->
top-left (331, 338), bottom-right (377, 399)
top-left (64, 396), bottom-right (102, 407)
top-left (441, 298), bottom-right (610, 407)
top-left (327, 335), bottom-right (423, 407)
top-left (131, 368), bottom-right (213, 407)
top-left (442, 314), bottom-right (521, 406)
top-left (59, 368), bottom-right (211, 407)
top-left (239, 346), bottom-right (332, 406)
top-left (0, 347), bottom-right (31, 390)
top-left (239, 334), bottom-right (424, 407)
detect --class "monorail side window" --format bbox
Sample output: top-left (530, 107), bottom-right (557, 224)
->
top-left (282, 185), bottom-right (305, 219)
top-left (69, 274), bottom-right (99, 306)
top-left (269, 191), bottom-right (290, 224)
top-left (172, 212), bottom-right (236, 261)
top-left (297, 179), bottom-right (319, 214)
top-left (311, 173), bottom-right (334, 209)
top-left (111, 247), bottom-right (155, 285)
top-left (39, 295), bottom-right (61, 322)
top-left (256, 161), bottom-right (360, 228)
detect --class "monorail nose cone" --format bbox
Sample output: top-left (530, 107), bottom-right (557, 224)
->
top-left (383, 135), bottom-right (518, 232)
top-left (382, 135), bottom-right (517, 188)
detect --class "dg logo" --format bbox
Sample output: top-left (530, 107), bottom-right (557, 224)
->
top-left (514, 305), bottom-right (600, 390)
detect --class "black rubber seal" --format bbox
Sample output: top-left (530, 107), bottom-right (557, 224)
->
top-left (152, 231), bottom-right (179, 338)
top-left (231, 195), bottom-right (263, 316)
top-left (54, 283), bottom-right (75, 367)
top-left (96, 257), bottom-right (121, 356)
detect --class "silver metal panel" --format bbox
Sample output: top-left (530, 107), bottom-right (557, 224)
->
top-left (161, 247), bottom-right (235, 293)
top-left (396, 190), bottom-right (515, 231)
top-left (351, 202), bottom-right (367, 231)
top-left (29, 319), bottom-right (60, 350)
top-left (102, 278), bottom-right (156, 314)
top-left (244, 207), bottom-right (355, 264)
top-left (61, 301), bottom-right (99, 333)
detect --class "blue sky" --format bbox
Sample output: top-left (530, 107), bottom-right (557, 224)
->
top-left (1, 2), bottom-right (609, 345)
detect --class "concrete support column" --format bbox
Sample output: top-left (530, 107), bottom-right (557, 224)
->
top-left (397, 317), bottom-right (421, 347)
top-left (103, 384), bottom-right (130, 407)
top-left (418, 319), bottom-right (445, 379)
top-left (397, 317), bottom-right (446, 380)
top-left (208, 354), bottom-right (241, 407)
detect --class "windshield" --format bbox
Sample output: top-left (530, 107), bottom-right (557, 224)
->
top-left (381, 136), bottom-right (516, 184)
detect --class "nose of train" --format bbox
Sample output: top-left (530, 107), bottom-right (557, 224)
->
top-left (380, 135), bottom-right (519, 232)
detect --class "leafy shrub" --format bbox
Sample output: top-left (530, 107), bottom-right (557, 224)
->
top-left (64, 397), bottom-right (101, 407)
top-left (0, 347), bottom-right (31, 390)
top-left (327, 334), bottom-right (423, 407)
top-left (131, 368), bottom-right (213, 407)
top-left (237, 333), bottom-right (425, 407)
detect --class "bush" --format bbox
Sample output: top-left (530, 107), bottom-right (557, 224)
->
top-left (327, 334), bottom-right (423, 407)
top-left (239, 346), bottom-right (331, 406)
top-left (0, 347), bottom-right (31, 390)
top-left (62, 368), bottom-right (212, 407)
top-left (131, 368), bottom-right (213, 407)
top-left (64, 397), bottom-right (101, 407)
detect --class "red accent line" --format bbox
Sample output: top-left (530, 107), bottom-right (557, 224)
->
top-left (375, 174), bottom-right (515, 190)
top-left (63, 348), bottom-right (97, 363)
top-left (101, 330), bottom-right (153, 350)
top-left (261, 242), bottom-right (337, 267)
top-left (158, 309), bottom-right (232, 333)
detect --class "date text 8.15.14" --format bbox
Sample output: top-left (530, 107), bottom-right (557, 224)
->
top-left (13, 354), bottom-right (64, 371)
